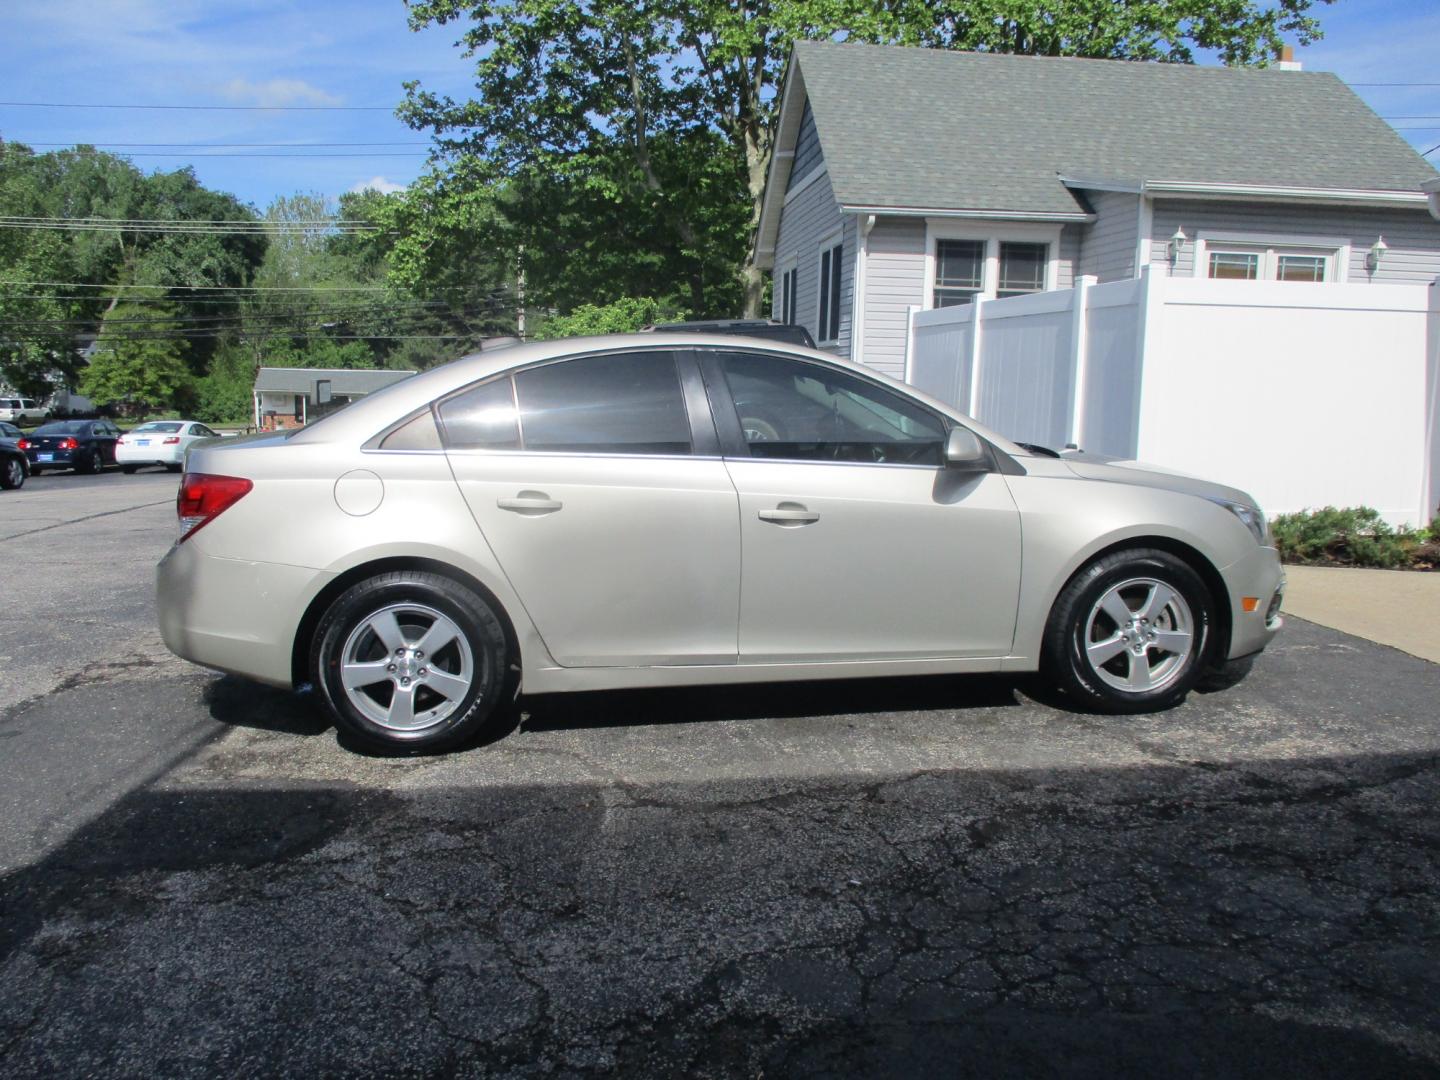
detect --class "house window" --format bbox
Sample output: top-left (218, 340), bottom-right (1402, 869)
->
top-left (817, 240), bottom-right (843, 342)
top-left (934, 240), bottom-right (984, 307)
top-left (1201, 237), bottom-right (1340, 283)
top-left (996, 242), bottom-right (1048, 298)
top-left (780, 266), bottom-right (797, 325)
top-left (1208, 251), bottom-right (1261, 280)
top-left (1277, 254), bottom-right (1326, 282)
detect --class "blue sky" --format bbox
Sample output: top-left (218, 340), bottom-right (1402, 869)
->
top-left (1, 0), bottom-right (1437, 215)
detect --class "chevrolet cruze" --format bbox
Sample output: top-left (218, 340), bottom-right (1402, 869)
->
top-left (157, 334), bottom-right (1284, 753)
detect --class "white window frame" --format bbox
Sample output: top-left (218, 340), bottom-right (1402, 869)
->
top-left (776, 254), bottom-right (798, 325)
top-left (922, 220), bottom-right (1062, 309)
top-left (815, 226), bottom-right (844, 344)
top-left (1192, 231), bottom-right (1351, 284)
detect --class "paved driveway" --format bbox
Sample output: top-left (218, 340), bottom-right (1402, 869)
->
top-left (1, 475), bottom-right (1438, 1077)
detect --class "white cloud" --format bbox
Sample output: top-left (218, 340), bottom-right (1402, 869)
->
top-left (349, 176), bottom-right (406, 195)
top-left (219, 77), bottom-right (342, 107)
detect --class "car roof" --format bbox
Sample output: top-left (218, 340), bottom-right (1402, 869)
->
top-left (290, 333), bottom-right (1026, 455)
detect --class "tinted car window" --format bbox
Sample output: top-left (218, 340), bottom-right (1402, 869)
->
top-left (513, 352), bottom-right (691, 455)
top-left (34, 421), bottom-right (89, 436)
top-left (438, 378), bottom-right (521, 450)
top-left (716, 351), bottom-right (946, 466)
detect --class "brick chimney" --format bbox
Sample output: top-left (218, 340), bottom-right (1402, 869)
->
top-left (1276, 45), bottom-right (1303, 71)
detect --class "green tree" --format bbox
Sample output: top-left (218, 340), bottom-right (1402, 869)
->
top-left (400, 0), bottom-right (1333, 316)
top-left (81, 296), bottom-right (192, 413)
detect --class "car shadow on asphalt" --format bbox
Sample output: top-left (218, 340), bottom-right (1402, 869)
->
top-left (202, 669), bottom-right (1046, 754)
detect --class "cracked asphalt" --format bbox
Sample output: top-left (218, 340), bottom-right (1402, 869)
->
top-left (2, 473), bottom-right (1439, 1077)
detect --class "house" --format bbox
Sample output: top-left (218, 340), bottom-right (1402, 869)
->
top-left (755, 41), bottom-right (1440, 379)
top-left (253, 367), bottom-right (416, 431)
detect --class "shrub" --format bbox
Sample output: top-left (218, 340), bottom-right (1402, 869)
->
top-left (1270, 506), bottom-right (1428, 569)
top-left (532, 297), bottom-right (683, 340)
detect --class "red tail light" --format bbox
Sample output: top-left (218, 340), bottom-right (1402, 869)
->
top-left (16, 439), bottom-right (29, 450)
top-left (60, 438), bottom-right (78, 450)
top-left (163, 436), bottom-right (181, 445)
top-left (177, 473), bottom-right (253, 542)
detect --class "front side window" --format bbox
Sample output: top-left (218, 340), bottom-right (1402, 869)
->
top-left (934, 239), bottom-right (984, 307)
top-left (817, 241), bottom-right (843, 342)
top-left (717, 351), bottom-right (946, 466)
top-left (997, 242), bottom-right (1048, 298)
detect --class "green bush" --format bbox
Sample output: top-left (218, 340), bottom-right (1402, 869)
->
top-left (1270, 506), bottom-right (1428, 569)
top-left (532, 297), bottom-right (683, 340)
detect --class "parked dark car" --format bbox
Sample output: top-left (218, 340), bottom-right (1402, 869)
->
top-left (0, 421), bottom-right (22, 439)
top-left (19, 419), bottom-right (124, 474)
top-left (646, 320), bottom-right (817, 349)
top-left (0, 437), bottom-right (28, 489)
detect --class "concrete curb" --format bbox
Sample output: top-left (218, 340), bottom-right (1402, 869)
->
top-left (1280, 564), bottom-right (1440, 664)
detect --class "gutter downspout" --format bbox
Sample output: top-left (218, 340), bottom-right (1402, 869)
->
top-left (850, 214), bottom-right (876, 363)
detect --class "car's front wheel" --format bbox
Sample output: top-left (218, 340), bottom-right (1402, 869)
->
top-left (1, 457), bottom-right (24, 489)
top-left (1043, 548), bottom-right (1215, 713)
top-left (311, 571), bottom-right (512, 753)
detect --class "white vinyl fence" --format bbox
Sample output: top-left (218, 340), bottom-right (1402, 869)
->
top-left (906, 266), bottom-right (1440, 526)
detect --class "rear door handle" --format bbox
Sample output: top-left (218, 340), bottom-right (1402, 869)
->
top-left (758, 502), bottom-right (819, 527)
top-left (497, 492), bottom-right (563, 514)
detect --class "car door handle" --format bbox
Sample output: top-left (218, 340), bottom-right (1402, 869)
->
top-left (497, 492), bottom-right (563, 514)
top-left (758, 503), bottom-right (819, 527)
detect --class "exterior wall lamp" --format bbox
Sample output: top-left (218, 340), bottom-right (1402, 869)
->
top-left (1365, 235), bottom-right (1388, 273)
top-left (1167, 227), bottom-right (1188, 266)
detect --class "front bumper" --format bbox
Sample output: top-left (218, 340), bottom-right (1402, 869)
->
top-left (1223, 544), bottom-right (1285, 660)
top-left (157, 539), bottom-right (333, 688)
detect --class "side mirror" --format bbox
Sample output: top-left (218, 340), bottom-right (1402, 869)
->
top-left (944, 427), bottom-right (991, 471)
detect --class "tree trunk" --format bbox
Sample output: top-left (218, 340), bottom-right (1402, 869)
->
top-left (739, 119), bottom-right (770, 319)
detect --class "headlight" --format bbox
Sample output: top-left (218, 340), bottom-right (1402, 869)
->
top-left (1207, 498), bottom-right (1267, 545)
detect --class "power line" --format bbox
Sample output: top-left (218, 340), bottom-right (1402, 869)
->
top-left (1351, 82), bottom-right (1440, 87)
top-left (17, 141), bottom-right (428, 149)
top-left (1424, 142), bottom-right (1440, 157)
top-left (0, 100), bottom-right (396, 111)
top-left (1, 280), bottom-right (497, 293)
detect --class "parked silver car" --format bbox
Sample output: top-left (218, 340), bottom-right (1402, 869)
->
top-left (157, 334), bottom-right (1284, 752)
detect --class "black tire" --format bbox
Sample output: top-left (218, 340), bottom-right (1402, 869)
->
top-left (0, 456), bottom-right (25, 490)
top-left (77, 448), bottom-right (102, 474)
top-left (311, 571), bottom-right (512, 753)
top-left (120, 465), bottom-right (138, 475)
top-left (165, 463), bottom-right (182, 473)
top-left (29, 466), bottom-right (42, 476)
top-left (1042, 547), bottom-right (1215, 713)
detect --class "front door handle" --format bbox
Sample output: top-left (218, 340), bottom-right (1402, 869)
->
top-left (497, 491), bottom-right (563, 515)
top-left (758, 502), bottom-right (819, 527)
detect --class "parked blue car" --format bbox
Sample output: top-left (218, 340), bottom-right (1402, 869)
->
top-left (20, 419), bottom-right (124, 475)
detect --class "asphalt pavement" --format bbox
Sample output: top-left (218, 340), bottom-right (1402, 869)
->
top-left (1, 473), bottom-right (1438, 1077)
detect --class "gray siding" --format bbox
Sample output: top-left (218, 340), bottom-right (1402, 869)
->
top-left (1148, 200), bottom-right (1440, 282)
top-left (859, 216), bottom-right (926, 379)
top-left (1077, 191), bottom-right (1140, 281)
top-left (1056, 225), bottom-right (1080, 289)
top-left (771, 168), bottom-right (849, 355)
top-left (787, 102), bottom-right (824, 192)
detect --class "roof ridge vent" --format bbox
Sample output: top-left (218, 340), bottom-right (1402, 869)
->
top-left (1276, 45), bottom-right (1303, 71)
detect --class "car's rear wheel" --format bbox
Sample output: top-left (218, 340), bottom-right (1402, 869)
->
top-left (1043, 548), bottom-right (1214, 713)
top-left (1, 457), bottom-right (24, 489)
top-left (78, 448), bottom-right (103, 474)
top-left (312, 571), bottom-right (512, 753)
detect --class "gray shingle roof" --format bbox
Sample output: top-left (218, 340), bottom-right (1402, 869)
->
top-left (254, 367), bottom-right (416, 396)
top-left (794, 41), bottom-right (1439, 215)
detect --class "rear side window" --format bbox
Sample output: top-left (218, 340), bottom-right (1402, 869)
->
top-left (513, 351), bottom-right (691, 455)
top-left (438, 379), bottom-right (520, 450)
